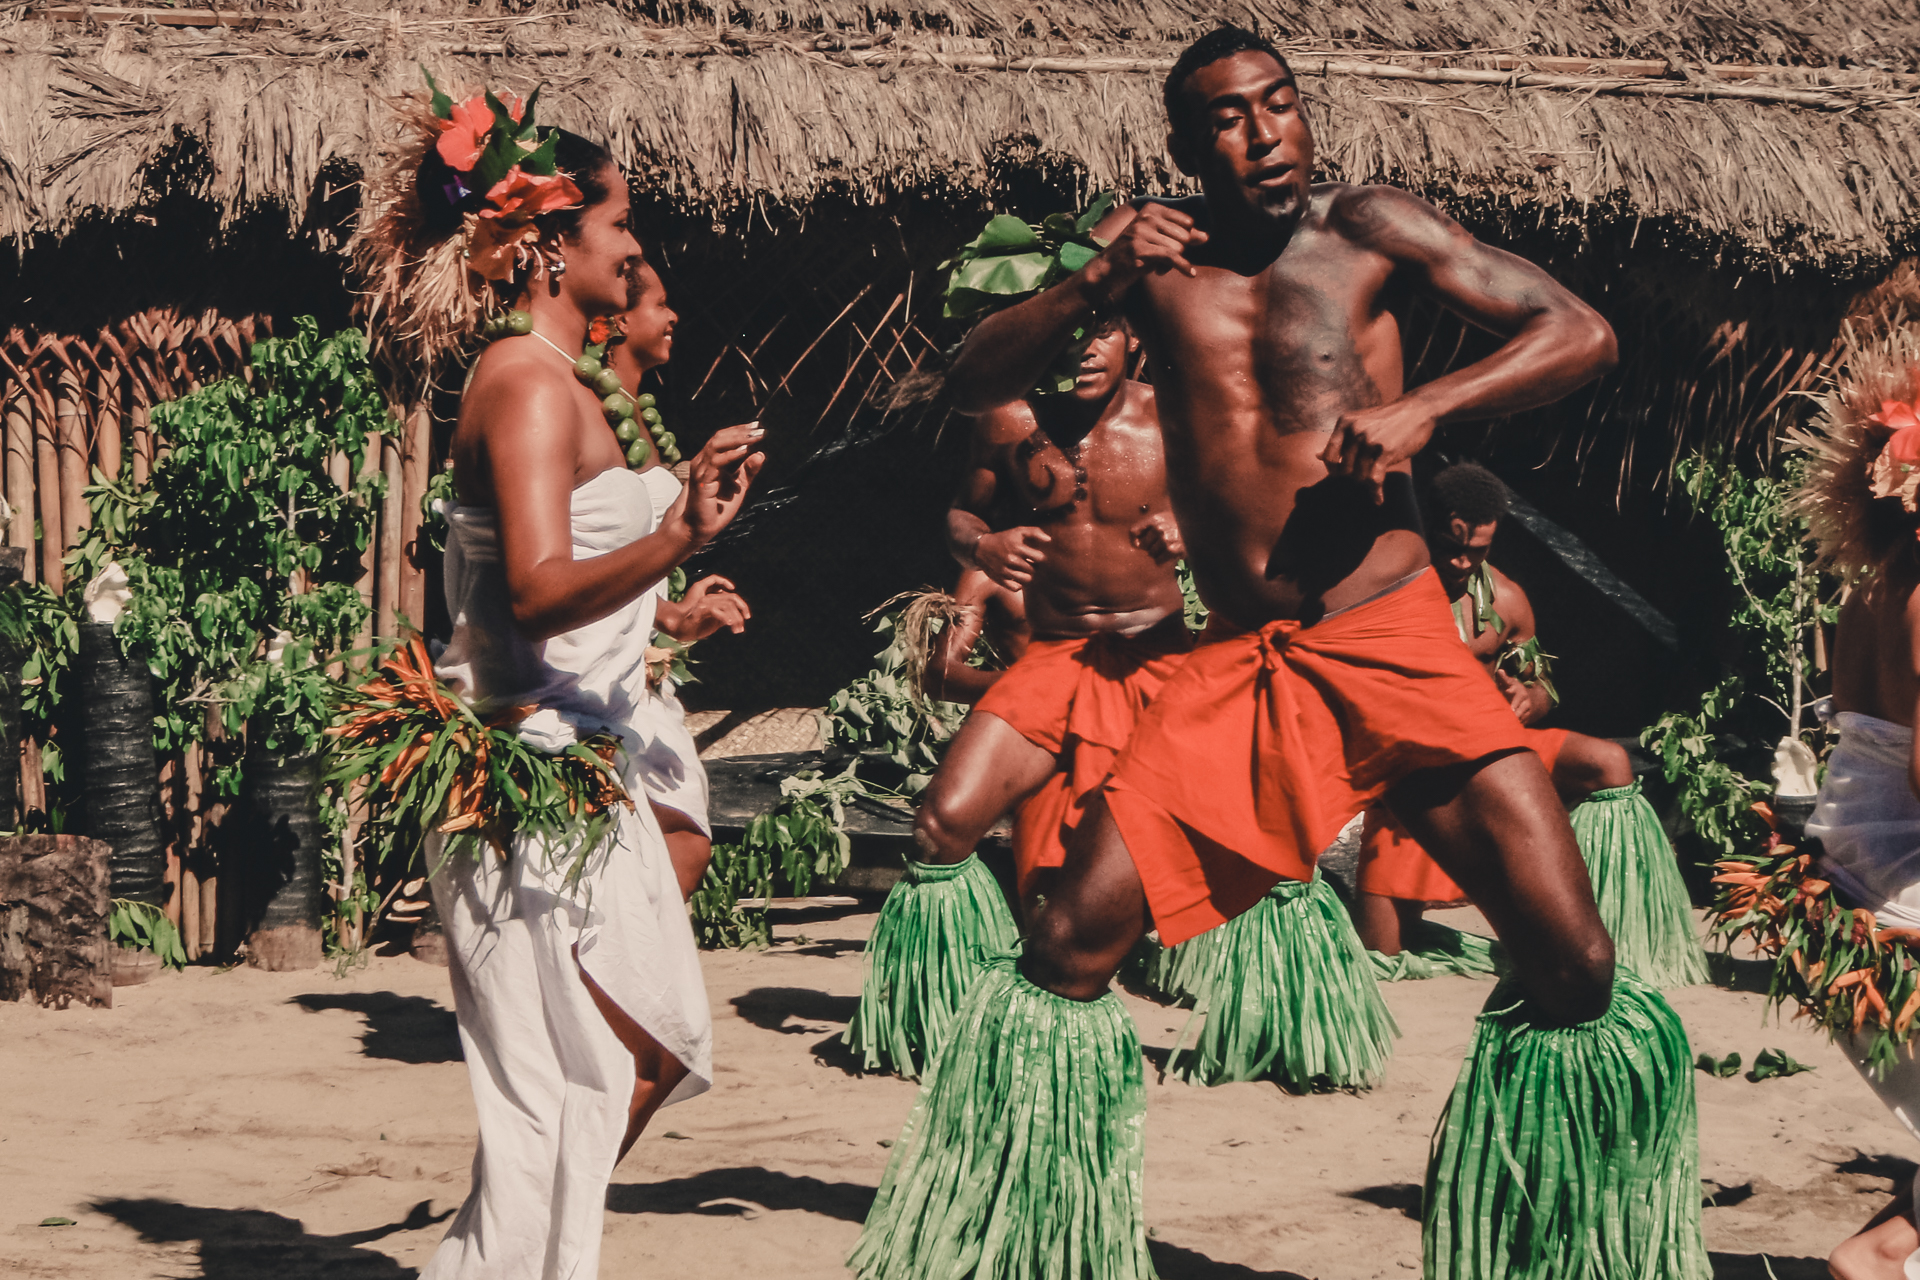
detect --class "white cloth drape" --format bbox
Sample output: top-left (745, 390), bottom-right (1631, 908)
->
top-left (424, 466), bottom-right (711, 1280)
top-left (630, 466), bottom-right (710, 835)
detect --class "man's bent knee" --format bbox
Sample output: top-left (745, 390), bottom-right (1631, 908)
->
top-left (1533, 934), bottom-right (1615, 1025)
top-left (1021, 904), bottom-right (1120, 1002)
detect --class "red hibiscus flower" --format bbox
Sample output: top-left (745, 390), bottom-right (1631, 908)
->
top-left (587, 317), bottom-right (611, 345)
top-left (481, 168), bottom-right (583, 222)
top-left (1870, 399), bottom-right (1920, 436)
top-left (434, 92), bottom-right (524, 173)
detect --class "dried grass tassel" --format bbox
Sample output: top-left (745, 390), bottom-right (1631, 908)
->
top-left (1370, 919), bottom-right (1501, 982)
top-left (1160, 875), bottom-right (1399, 1090)
top-left (1573, 782), bottom-right (1711, 989)
top-left (843, 854), bottom-right (1020, 1079)
top-left (1424, 972), bottom-right (1710, 1280)
top-left (849, 960), bottom-right (1154, 1280)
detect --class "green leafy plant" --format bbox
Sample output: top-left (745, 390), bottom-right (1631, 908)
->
top-left (941, 193), bottom-right (1117, 395)
top-left (1641, 452), bottom-right (1838, 865)
top-left (1694, 1050), bottom-right (1741, 1078)
top-left (1748, 1048), bottom-right (1815, 1081)
top-left (57, 318), bottom-right (389, 951)
top-left (108, 897), bottom-right (186, 969)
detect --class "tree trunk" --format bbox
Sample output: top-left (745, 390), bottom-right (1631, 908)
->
top-left (232, 740), bottom-right (324, 971)
top-left (0, 834), bottom-right (111, 1009)
top-left (71, 621), bottom-right (165, 907)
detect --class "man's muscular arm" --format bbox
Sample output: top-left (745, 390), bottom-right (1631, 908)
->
top-left (1322, 187), bottom-right (1617, 497)
top-left (1491, 573), bottom-right (1552, 725)
top-left (945, 204), bottom-right (1207, 414)
top-left (948, 406), bottom-right (1052, 588)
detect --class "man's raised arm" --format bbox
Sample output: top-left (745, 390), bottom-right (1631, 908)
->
top-left (945, 203), bottom-right (1207, 414)
top-left (1322, 186), bottom-right (1617, 496)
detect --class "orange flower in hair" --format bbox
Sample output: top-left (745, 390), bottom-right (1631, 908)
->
top-left (435, 93), bottom-right (524, 173)
top-left (1868, 399), bottom-right (1920, 514)
top-left (482, 167), bottom-right (581, 222)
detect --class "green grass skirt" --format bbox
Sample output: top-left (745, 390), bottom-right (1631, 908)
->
top-left (1572, 783), bottom-right (1711, 989)
top-left (1150, 876), bottom-right (1399, 1090)
top-left (843, 854), bottom-right (1020, 1079)
top-left (1369, 920), bottom-right (1501, 982)
top-left (1424, 972), bottom-right (1709, 1280)
top-left (849, 961), bottom-right (1155, 1280)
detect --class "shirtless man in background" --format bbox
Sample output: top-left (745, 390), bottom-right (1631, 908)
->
top-left (921, 565), bottom-right (1029, 705)
top-left (913, 317), bottom-right (1189, 917)
top-left (1353, 461), bottom-right (1636, 954)
top-left (942, 28), bottom-right (1620, 1017)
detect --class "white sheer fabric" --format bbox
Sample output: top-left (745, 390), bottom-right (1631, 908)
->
top-left (424, 466), bottom-right (711, 1280)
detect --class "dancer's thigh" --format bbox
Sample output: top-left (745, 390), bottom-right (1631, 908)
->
top-left (916, 710), bottom-right (1057, 859)
top-left (1023, 792), bottom-right (1150, 1000)
top-left (1387, 749), bottom-right (1613, 1022)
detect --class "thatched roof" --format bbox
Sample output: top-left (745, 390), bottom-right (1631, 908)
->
top-left (4, 1), bottom-right (1917, 267)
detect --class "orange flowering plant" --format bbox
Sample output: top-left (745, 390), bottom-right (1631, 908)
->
top-left (326, 635), bottom-right (632, 887)
top-left (1713, 809), bottom-right (1920, 1072)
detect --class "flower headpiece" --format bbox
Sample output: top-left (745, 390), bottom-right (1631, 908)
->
top-left (418, 68), bottom-right (582, 282)
top-left (1867, 396), bottom-right (1920, 514)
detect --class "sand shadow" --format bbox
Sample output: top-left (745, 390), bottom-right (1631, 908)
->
top-left (1709, 1253), bottom-right (1828, 1279)
top-left (808, 1030), bottom-right (878, 1078)
top-left (291, 991), bottom-right (463, 1064)
top-left (93, 1196), bottom-right (449, 1279)
top-left (1834, 1151), bottom-right (1919, 1182)
top-left (606, 1167), bottom-right (875, 1222)
top-left (1342, 1182), bottom-right (1423, 1220)
top-left (1706, 951), bottom-right (1775, 995)
top-left (786, 938), bottom-right (870, 959)
top-left (731, 987), bottom-right (859, 1033)
top-left (1148, 1240), bottom-right (1312, 1278)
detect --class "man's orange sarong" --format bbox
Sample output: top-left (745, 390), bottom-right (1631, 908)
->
top-left (1105, 570), bottom-right (1531, 947)
top-left (1356, 727), bottom-right (1571, 903)
top-left (974, 621), bottom-right (1191, 898)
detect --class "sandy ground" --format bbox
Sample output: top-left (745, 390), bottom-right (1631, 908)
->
top-left (0, 904), bottom-right (1908, 1280)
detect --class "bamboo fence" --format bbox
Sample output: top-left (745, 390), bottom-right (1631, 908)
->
top-left (0, 309), bottom-right (425, 958)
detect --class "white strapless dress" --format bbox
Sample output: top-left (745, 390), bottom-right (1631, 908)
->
top-left (631, 466), bottom-right (711, 834)
top-left (423, 466), bottom-right (711, 1280)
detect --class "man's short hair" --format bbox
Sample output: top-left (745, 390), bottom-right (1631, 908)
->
top-left (1163, 25), bottom-right (1289, 139)
top-left (1430, 462), bottom-right (1510, 527)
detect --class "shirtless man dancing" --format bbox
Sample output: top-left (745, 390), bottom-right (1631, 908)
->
top-left (855, 26), bottom-right (1705, 1280)
top-left (916, 316), bottom-right (1188, 920)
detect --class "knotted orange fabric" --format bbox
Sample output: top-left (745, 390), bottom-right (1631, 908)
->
top-left (974, 619), bottom-right (1192, 897)
top-left (1357, 727), bottom-right (1570, 902)
top-left (1105, 570), bottom-right (1530, 947)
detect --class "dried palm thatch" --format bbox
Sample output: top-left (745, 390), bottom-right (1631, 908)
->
top-left (1787, 293), bottom-right (1920, 579)
top-left (0, 3), bottom-right (1914, 270)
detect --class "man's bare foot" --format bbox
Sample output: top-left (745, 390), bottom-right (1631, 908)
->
top-left (1831, 1209), bottom-right (1920, 1279)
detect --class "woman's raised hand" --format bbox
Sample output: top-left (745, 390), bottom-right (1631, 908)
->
top-left (677, 422), bottom-right (766, 547)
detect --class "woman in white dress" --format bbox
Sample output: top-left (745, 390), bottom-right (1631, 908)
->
top-left (605, 259), bottom-right (753, 898)
top-left (356, 96), bottom-right (764, 1279)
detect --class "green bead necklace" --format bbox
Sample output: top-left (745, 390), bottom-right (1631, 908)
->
top-left (480, 308), bottom-right (681, 470)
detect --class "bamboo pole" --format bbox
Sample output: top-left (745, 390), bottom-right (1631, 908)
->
top-left (53, 367), bottom-right (88, 553)
top-left (4, 389), bottom-right (34, 580)
top-left (93, 366), bottom-right (123, 484)
top-left (129, 399), bottom-right (152, 487)
top-left (399, 402), bottom-right (431, 631)
top-left (353, 430), bottom-right (381, 659)
top-left (18, 737), bottom-right (42, 818)
top-left (33, 376), bottom-right (63, 592)
top-left (376, 430), bottom-right (403, 640)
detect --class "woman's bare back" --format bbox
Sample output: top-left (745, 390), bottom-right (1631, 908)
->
top-left (1831, 564), bottom-right (1920, 728)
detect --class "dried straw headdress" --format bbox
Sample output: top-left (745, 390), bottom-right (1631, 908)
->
top-left (1787, 269), bottom-right (1920, 579)
top-left (351, 70), bottom-right (581, 391)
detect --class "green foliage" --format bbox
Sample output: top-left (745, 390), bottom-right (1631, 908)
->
top-left (1747, 1048), bottom-right (1815, 1081)
top-left (941, 193), bottom-right (1117, 395)
top-left (1694, 1051), bottom-right (1741, 1078)
top-left (1176, 559), bottom-right (1208, 631)
top-left (695, 605), bottom-right (954, 949)
top-left (72, 316), bottom-right (387, 782)
top-left (822, 610), bottom-right (967, 795)
top-left (1641, 452), bottom-right (1838, 865)
top-left (109, 897), bottom-right (186, 969)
